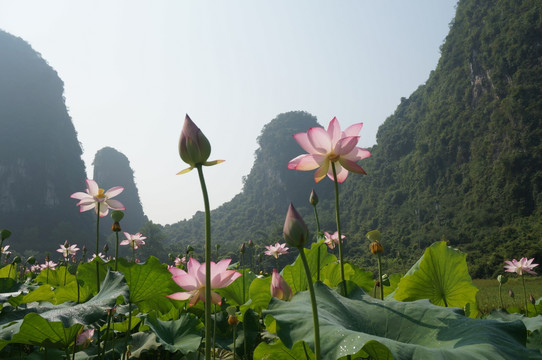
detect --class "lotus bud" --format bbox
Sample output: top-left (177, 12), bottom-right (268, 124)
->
top-left (530, 294), bottom-right (536, 305)
top-left (0, 229), bottom-right (11, 241)
top-left (283, 203), bottom-right (308, 248)
top-left (309, 189), bottom-right (318, 206)
top-left (64, 240), bottom-right (69, 247)
top-left (271, 268), bottom-right (293, 301)
top-left (240, 243), bottom-right (246, 254)
top-left (509, 289), bottom-right (515, 298)
top-left (111, 210), bottom-right (124, 222)
top-left (112, 221), bottom-right (122, 233)
top-left (179, 114), bottom-right (212, 167)
top-left (497, 275), bottom-right (507, 284)
top-left (370, 241), bottom-right (384, 255)
top-left (248, 240), bottom-right (254, 248)
top-left (103, 244), bottom-right (109, 254)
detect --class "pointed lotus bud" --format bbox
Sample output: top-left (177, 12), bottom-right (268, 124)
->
top-left (240, 243), bottom-right (246, 254)
top-left (530, 294), bottom-right (536, 305)
top-left (179, 114), bottom-right (211, 166)
top-left (103, 244), bottom-right (109, 253)
top-left (497, 275), bottom-right (507, 285)
top-left (0, 229), bottom-right (11, 241)
top-left (271, 269), bottom-right (292, 301)
top-left (309, 189), bottom-right (318, 206)
top-left (283, 203), bottom-right (308, 248)
top-left (248, 239), bottom-right (254, 248)
top-left (509, 289), bottom-right (515, 298)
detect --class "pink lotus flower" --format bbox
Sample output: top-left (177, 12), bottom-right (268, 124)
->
top-left (120, 232), bottom-right (147, 250)
top-left (264, 243), bottom-right (289, 259)
top-left (271, 268), bottom-right (292, 301)
top-left (89, 253), bottom-right (107, 262)
top-left (76, 328), bottom-right (95, 347)
top-left (288, 117), bottom-right (370, 183)
top-left (40, 260), bottom-right (57, 270)
top-left (166, 258), bottom-right (241, 306)
top-left (70, 179), bottom-right (125, 217)
top-left (57, 243), bottom-right (80, 258)
top-left (324, 231), bottom-right (345, 250)
top-left (504, 257), bottom-right (539, 276)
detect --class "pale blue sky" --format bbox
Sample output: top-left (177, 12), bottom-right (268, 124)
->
top-left (0, 1), bottom-right (457, 224)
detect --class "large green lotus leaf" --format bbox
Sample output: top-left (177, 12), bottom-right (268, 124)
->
top-left (282, 242), bottom-right (336, 294)
top-left (321, 262), bottom-right (374, 292)
top-left (216, 268), bottom-right (256, 306)
top-left (144, 311), bottom-right (203, 354)
top-left (116, 256), bottom-right (179, 314)
top-left (487, 310), bottom-right (542, 352)
top-left (53, 279), bottom-right (93, 304)
top-left (35, 266), bottom-right (76, 287)
top-left (247, 276), bottom-right (272, 313)
top-left (20, 284), bottom-right (55, 304)
top-left (264, 281), bottom-right (541, 360)
top-left (391, 241), bottom-right (478, 315)
top-left (0, 271), bottom-right (127, 350)
top-left (10, 312), bottom-right (82, 349)
top-left (253, 339), bottom-right (315, 359)
top-left (0, 265), bottom-right (17, 279)
top-left (75, 258), bottom-right (110, 295)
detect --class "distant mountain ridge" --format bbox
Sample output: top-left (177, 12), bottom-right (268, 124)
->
top-left (163, 0), bottom-right (542, 277)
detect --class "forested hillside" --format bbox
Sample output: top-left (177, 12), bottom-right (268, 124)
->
top-left (0, 30), bottom-right (93, 253)
top-left (163, 0), bottom-right (542, 277)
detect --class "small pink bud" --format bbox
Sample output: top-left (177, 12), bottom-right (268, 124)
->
top-left (271, 269), bottom-right (292, 301)
top-left (283, 203), bottom-right (308, 248)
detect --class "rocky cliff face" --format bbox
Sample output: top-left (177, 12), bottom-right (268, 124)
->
top-left (93, 147), bottom-right (148, 235)
top-left (0, 30), bottom-right (93, 254)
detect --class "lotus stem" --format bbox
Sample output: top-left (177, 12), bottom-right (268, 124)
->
top-left (522, 276), bottom-right (529, 316)
top-left (312, 203), bottom-right (321, 282)
top-left (377, 253), bottom-right (383, 300)
top-left (499, 283), bottom-right (503, 309)
top-left (114, 231), bottom-right (120, 271)
top-left (299, 247), bottom-right (321, 360)
top-left (196, 164), bottom-right (212, 360)
top-left (331, 162), bottom-right (346, 296)
top-left (96, 203), bottom-right (101, 293)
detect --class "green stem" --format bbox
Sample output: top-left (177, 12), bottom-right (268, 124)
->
top-left (331, 162), bottom-right (346, 296)
top-left (213, 304), bottom-right (217, 360)
top-left (523, 275), bottom-right (529, 316)
top-left (499, 283), bottom-right (503, 309)
top-left (96, 203), bottom-right (101, 293)
top-left (64, 263), bottom-right (67, 286)
top-left (298, 248), bottom-right (321, 360)
top-left (232, 324), bottom-right (237, 359)
top-left (377, 254), bottom-right (383, 300)
top-left (241, 255), bottom-right (245, 304)
top-left (102, 310), bottom-right (113, 358)
top-left (196, 164), bottom-right (212, 360)
top-left (313, 204), bottom-right (321, 282)
top-left (115, 231), bottom-right (120, 271)
top-left (124, 302), bottom-right (132, 359)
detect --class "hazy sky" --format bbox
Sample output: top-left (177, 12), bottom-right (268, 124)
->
top-left (0, 1), bottom-right (457, 225)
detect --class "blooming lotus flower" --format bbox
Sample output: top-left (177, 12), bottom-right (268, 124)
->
top-left (57, 243), bottom-right (79, 258)
top-left (264, 243), bottom-right (289, 259)
top-left (323, 231), bottom-right (345, 250)
top-left (0, 245), bottom-right (10, 255)
top-left (70, 179), bottom-right (125, 217)
top-left (40, 260), bottom-right (57, 270)
top-left (120, 232), bottom-right (147, 250)
top-left (288, 117), bottom-right (371, 183)
top-left (177, 114), bottom-right (224, 175)
top-left (283, 203), bottom-right (308, 248)
top-left (174, 256), bottom-right (186, 267)
top-left (167, 257), bottom-right (241, 306)
top-left (271, 268), bottom-right (292, 301)
top-left (504, 257), bottom-right (538, 276)
top-left (76, 328), bottom-right (95, 348)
